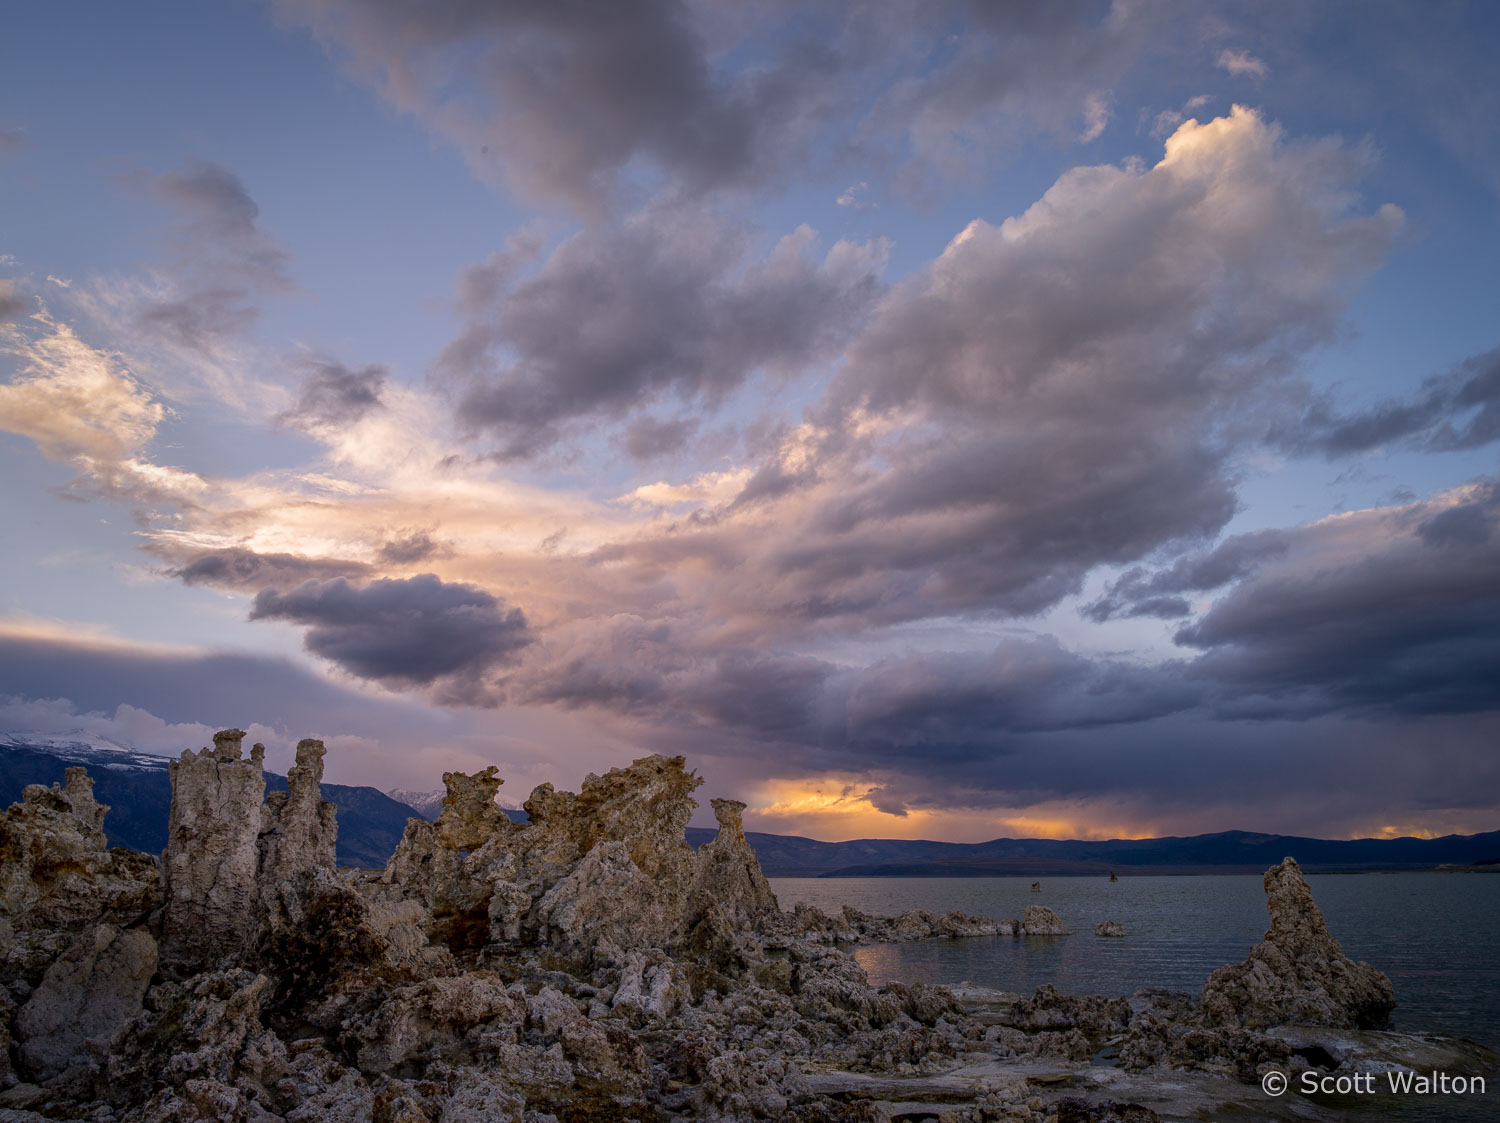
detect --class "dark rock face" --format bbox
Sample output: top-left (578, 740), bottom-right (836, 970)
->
top-left (1200, 856), bottom-right (1395, 1030)
top-left (0, 738), bottom-right (1436, 1121)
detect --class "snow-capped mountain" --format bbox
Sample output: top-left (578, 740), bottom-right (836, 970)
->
top-left (0, 730), bottom-right (172, 772)
top-left (386, 788), bottom-right (445, 821)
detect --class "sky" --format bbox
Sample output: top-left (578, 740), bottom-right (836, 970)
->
top-left (2, 0), bottom-right (1499, 844)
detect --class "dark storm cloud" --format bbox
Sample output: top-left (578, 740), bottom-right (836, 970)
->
top-left (1085, 530), bottom-right (1291, 622)
top-left (1178, 480), bottom-right (1500, 718)
top-left (843, 639), bottom-right (1198, 747)
top-left (136, 161), bottom-right (292, 352)
top-left (250, 574), bottom-right (531, 688)
top-left (447, 211), bottom-right (885, 458)
top-left (1277, 346), bottom-right (1500, 457)
top-left (275, 357), bottom-right (388, 432)
top-left (170, 547), bottom-right (370, 590)
top-left (516, 618), bottom-right (1193, 768)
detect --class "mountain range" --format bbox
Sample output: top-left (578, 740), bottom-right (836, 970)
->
top-left (4, 733), bottom-right (1497, 875)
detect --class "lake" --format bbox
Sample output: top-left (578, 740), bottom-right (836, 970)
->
top-left (769, 872), bottom-right (1500, 1049)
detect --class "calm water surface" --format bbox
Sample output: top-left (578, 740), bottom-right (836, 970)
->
top-left (769, 873), bottom-right (1500, 1048)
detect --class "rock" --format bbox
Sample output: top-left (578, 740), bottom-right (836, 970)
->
top-left (259, 866), bottom-right (437, 1030)
top-left (14, 924), bottom-right (157, 1081)
top-left (933, 910), bottom-right (1005, 938)
top-left (104, 969), bottom-right (288, 1111)
top-left (1055, 1097), bottom-right (1161, 1123)
top-left (1200, 856), bottom-right (1395, 1030)
top-left (347, 974), bottom-right (523, 1073)
top-left (162, 730), bottom-right (268, 968)
top-left (534, 838), bottom-right (681, 952)
top-left (519, 754), bottom-right (703, 948)
top-left (436, 1069), bottom-right (524, 1122)
top-left (0, 768), bottom-right (161, 937)
top-left (0, 736), bottom-right (1450, 1123)
top-left (691, 799), bottom-right (779, 929)
top-left (1095, 921), bottom-right (1127, 937)
top-left (1021, 905), bottom-right (1070, 935)
top-left (259, 739), bottom-right (337, 891)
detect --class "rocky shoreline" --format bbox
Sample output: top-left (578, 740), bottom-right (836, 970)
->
top-left (0, 731), bottom-right (1493, 1121)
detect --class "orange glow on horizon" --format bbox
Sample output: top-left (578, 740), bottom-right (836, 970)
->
top-left (739, 779), bottom-right (1498, 844)
top-left (741, 776), bottom-right (1164, 844)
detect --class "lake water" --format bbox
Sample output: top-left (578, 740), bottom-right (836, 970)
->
top-left (769, 872), bottom-right (1500, 1049)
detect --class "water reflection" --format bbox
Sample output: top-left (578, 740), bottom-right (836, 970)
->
top-left (769, 873), bottom-right (1500, 1047)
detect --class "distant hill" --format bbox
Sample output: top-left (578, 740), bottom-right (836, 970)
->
top-left (0, 731), bottom-right (423, 869)
top-left (721, 828), bottom-right (1500, 877)
top-left (5, 732), bottom-right (1496, 875)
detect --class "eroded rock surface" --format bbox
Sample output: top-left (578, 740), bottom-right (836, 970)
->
top-left (0, 767), bottom-right (160, 938)
top-left (3, 737), bottom-right (1476, 1123)
top-left (259, 738), bottom-right (337, 891)
top-left (691, 798), bottom-right (780, 928)
top-left (1021, 905), bottom-right (1070, 935)
top-left (161, 730), bottom-right (267, 968)
top-left (1200, 856), bottom-right (1395, 1030)
top-left (14, 923), bottom-right (157, 1080)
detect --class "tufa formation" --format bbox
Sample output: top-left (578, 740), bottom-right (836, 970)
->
top-left (0, 731), bottom-right (1473, 1123)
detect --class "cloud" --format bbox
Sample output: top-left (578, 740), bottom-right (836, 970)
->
top-left (1085, 529), bottom-right (1292, 621)
top-left (1217, 48), bottom-right (1267, 78)
top-left (276, 0), bottom-right (808, 213)
top-left (622, 415), bottom-right (700, 461)
top-left (249, 574), bottom-right (531, 690)
top-left (0, 127), bottom-right (26, 157)
top-left (584, 108), bottom-right (1401, 633)
top-left (133, 160), bottom-right (292, 355)
top-left (835, 182), bottom-right (870, 209)
top-left (0, 280), bottom-right (28, 323)
top-left (277, 1), bottom-right (1164, 211)
top-left (446, 209), bottom-right (887, 458)
top-left (1276, 346), bottom-right (1500, 456)
top-left (0, 620), bottom-right (449, 749)
top-left (1178, 479), bottom-right (1500, 718)
top-left (276, 356), bottom-right (388, 433)
top-left (0, 313), bottom-right (165, 464)
top-left (169, 547), bottom-right (371, 590)
top-left (376, 530), bottom-right (440, 565)
top-left (1079, 90), bottom-right (1112, 142)
top-left (869, 1), bottom-right (1157, 193)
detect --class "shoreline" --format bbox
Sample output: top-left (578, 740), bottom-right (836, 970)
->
top-left (3, 741), bottom-right (1495, 1122)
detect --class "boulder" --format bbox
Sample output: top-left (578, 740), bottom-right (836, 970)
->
top-left (1021, 905), bottom-right (1070, 935)
top-left (1095, 920), bottom-right (1127, 937)
top-left (1200, 856), bottom-right (1394, 1029)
